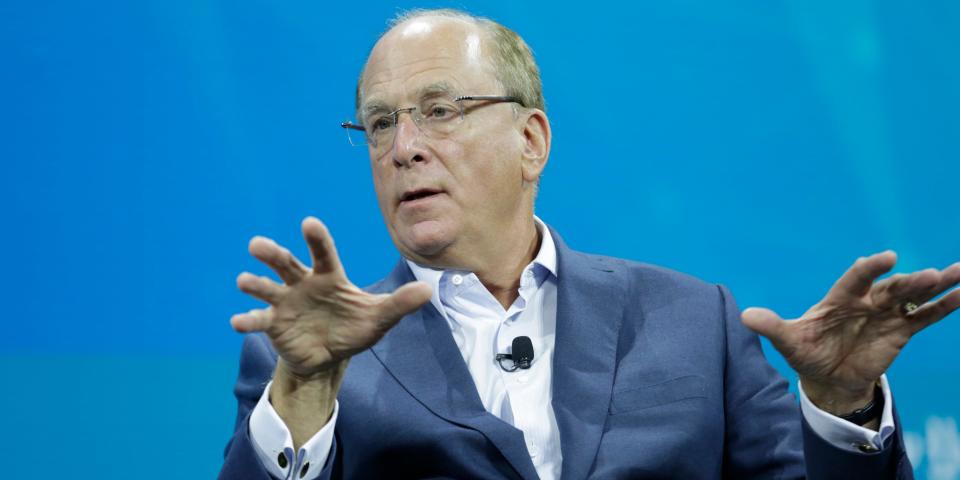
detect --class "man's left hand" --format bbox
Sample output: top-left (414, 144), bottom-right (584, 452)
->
top-left (742, 251), bottom-right (960, 417)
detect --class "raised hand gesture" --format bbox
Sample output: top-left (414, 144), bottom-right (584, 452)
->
top-left (229, 217), bottom-right (431, 445)
top-left (742, 251), bottom-right (960, 417)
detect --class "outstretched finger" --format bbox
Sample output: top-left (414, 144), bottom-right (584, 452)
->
top-left (302, 217), bottom-right (345, 276)
top-left (249, 236), bottom-right (308, 285)
top-left (231, 307), bottom-right (273, 333)
top-left (375, 281), bottom-right (432, 328)
top-left (908, 287), bottom-right (960, 334)
top-left (870, 269), bottom-right (941, 310)
top-left (827, 251), bottom-right (898, 300)
top-left (930, 262), bottom-right (960, 302)
top-left (237, 272), bottom-right (286, 304)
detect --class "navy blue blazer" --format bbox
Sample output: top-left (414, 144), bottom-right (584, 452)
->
top-left (220, 229), bottom-right (912, 479)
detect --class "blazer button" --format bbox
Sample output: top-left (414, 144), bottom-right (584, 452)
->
top-left (277, 452), bottom-right (288, 468)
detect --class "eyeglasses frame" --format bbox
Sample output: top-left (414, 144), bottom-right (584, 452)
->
top-left (340, 95), bottom-right (524, 148)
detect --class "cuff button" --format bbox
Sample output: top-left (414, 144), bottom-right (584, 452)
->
top-left (277, 452), bottom-right (288, 468)
top-left (854, 442), bottom-right (879, 453)
top-left (300, 462), bottom-right (310, 478)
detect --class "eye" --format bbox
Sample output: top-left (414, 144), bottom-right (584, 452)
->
top-left (369, 116), bottom-right (393, 132)
top-left (426, 103), bottom-right (456, 120)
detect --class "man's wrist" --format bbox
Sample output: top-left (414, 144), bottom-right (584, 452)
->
top-left (800, 377), bottom-right (877, 417)
top-left (836, 384), bottom-right (884, 426)
top-left (270, 359), bottom-right (348, 448)
top-left (272, 359), bottom-right (347, 410)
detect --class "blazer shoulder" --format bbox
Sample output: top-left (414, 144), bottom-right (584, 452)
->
top-left (361, 259), bottom-right (413, 294)
top-left (236, 332), bottom-right (279, 383)
top-left (362, 276), bottom-right (392, 294)
top-left (577, 251), bottom-right (718, 296)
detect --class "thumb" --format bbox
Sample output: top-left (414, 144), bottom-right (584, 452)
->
top-left (741, 307), bottom-right (788, 342)
top-left (378, 281), bottom-right (433, 324)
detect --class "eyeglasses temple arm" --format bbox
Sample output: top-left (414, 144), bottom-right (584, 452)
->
top-left (341, 121), bottom-right (366, 131)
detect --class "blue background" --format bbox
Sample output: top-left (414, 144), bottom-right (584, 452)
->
top-left (1, 1), bottom-right (957, 478)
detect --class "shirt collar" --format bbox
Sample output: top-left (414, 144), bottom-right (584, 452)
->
top-left (405, 216), bottom-right (558, 307)
top-left (530, 216), bottom-right (558, 278)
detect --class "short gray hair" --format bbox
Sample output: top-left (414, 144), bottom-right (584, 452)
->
top-left (355, 8), bottom-right (545, 115)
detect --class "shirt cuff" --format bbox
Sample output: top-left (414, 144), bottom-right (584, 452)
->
top-left (249, 380), bottom-right (338, 480)
top-left (798, 374), bottom-right (895, 453)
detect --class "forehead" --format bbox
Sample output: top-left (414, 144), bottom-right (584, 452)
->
top-left (361, 17), bottom-right (498, 107)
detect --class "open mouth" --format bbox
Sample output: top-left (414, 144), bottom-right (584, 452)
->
top-left (400, 188), bottom-right (443, 203)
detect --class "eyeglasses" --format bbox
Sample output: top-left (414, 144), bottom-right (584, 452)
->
top-left (341, 95), bottom-right (522, 152)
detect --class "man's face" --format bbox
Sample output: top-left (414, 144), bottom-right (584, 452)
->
top-left (360, 18), bottom-right (530, 267)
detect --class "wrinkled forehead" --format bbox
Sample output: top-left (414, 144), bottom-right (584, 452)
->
top-left (359, 17), bottom-right (498, 111)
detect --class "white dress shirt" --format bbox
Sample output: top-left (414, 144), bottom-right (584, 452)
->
top-left (248, 217), bottom-right (896, 479)
top-left (400, 216), bottom-right (562, 479)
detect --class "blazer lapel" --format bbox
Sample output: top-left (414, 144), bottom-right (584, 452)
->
top-left (369, 261), bottom-right (540, 480)
top-left (550, 231), bottom-right (626, 480)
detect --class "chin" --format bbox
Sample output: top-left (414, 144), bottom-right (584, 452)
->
top-left (397, 219), bottom-right (456, 258)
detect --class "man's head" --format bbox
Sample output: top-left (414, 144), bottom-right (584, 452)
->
top-left (356, 9), bottom-right (551, 270)
top-left (356, 9), bottom-right (546, 115)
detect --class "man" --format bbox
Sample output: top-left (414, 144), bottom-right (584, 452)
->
top-left (219, 9), bottom-right (960, 479)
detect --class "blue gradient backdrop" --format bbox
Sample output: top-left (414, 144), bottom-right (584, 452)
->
top-left (1, 1), bottom-right (957, 478)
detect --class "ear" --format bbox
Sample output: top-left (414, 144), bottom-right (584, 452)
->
top-left (519, 109), bottom-right (551, 184)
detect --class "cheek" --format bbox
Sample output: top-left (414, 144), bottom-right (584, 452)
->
top-left (466, 142), bottom-right (522, 193)
top-left (444, 132), bottom-right (518, 185)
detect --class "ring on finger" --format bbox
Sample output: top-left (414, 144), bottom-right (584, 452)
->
top-left (901, 301), bottom-right (920, 315)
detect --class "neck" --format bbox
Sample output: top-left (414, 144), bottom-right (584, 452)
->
top-left (412, 215), bottom-right (541, 309)
top-left (473, 218), bottom-right (541, 309)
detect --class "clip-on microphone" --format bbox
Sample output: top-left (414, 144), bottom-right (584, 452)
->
top-left (495, 336), bottom-right (534, 372)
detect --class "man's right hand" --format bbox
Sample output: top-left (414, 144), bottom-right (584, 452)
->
top-left (229, 217), bottom-right (431, 446)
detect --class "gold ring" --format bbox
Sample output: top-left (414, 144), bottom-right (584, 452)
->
top-left (902, 302), bottom-right (920, 315)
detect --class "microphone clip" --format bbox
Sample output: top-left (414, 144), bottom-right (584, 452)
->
top-left (496, 336), bottom-right (534, 372)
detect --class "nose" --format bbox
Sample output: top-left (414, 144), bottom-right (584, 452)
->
top-left (391, 111), bottom-right (428, 169)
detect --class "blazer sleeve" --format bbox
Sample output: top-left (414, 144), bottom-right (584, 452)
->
top-left (218, 333), bottom-right (338, 480)
top-left (716, 285), bottom-right (913, 479)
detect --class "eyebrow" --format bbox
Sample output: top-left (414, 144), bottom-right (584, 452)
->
top-left (360, 104), bottom-right (389, 124)
top-left (360, 81), bottom-right (459, 119)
